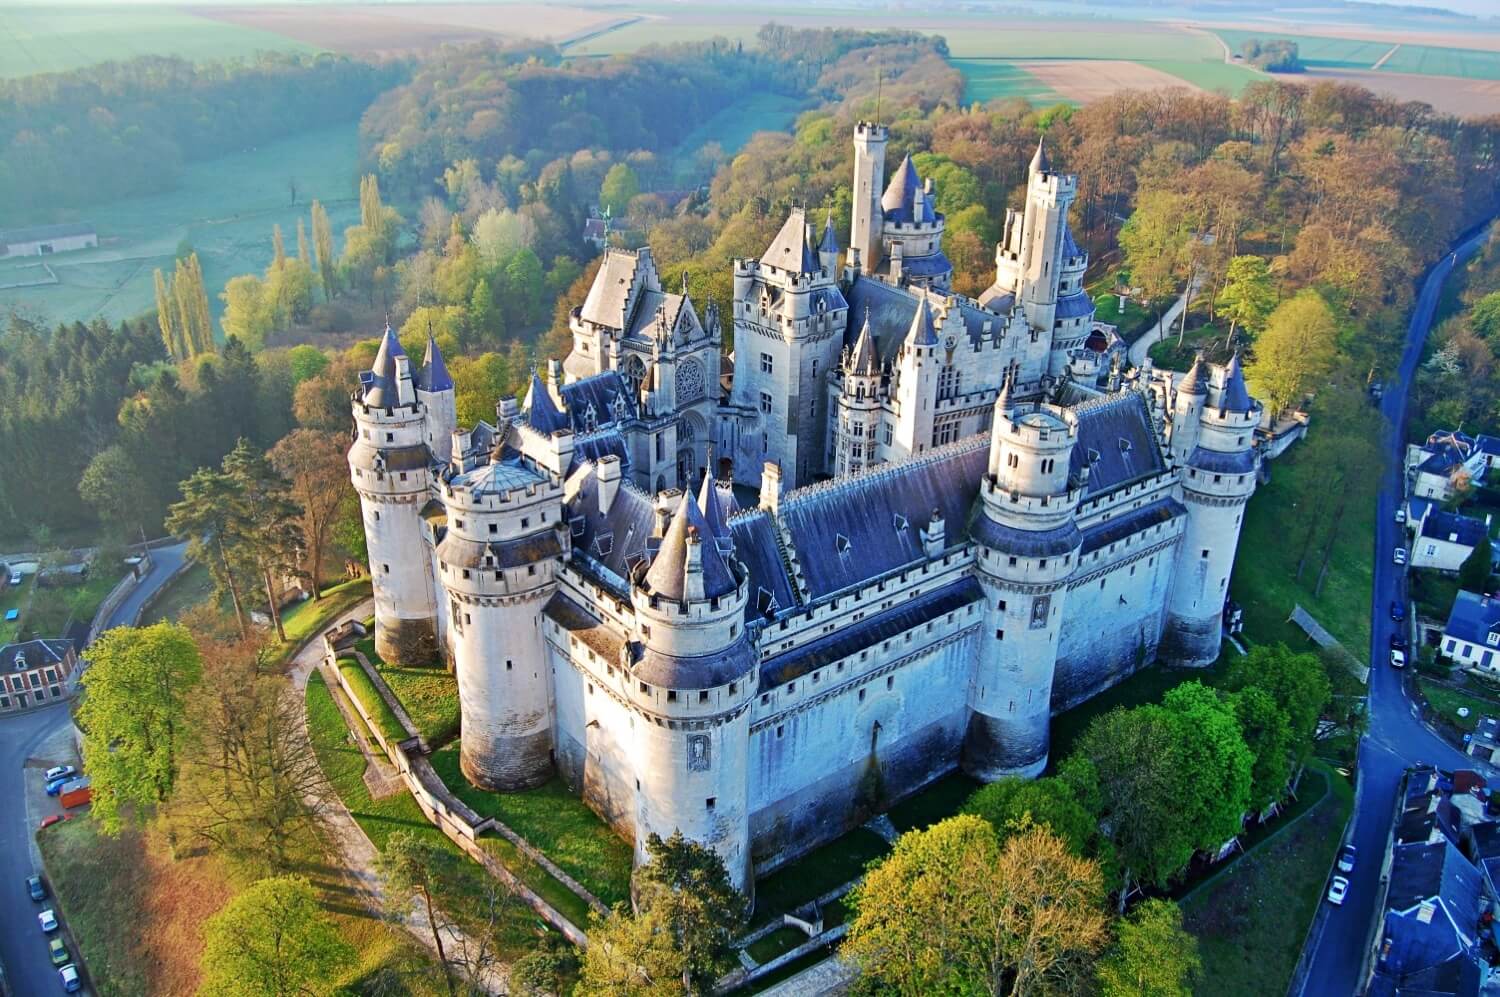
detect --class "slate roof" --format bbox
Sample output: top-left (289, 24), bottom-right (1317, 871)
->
top-left (623, 289), bottom-right (687, 342)
top-left (1443, 590), bottom-right (1500, 647)
top-left (1217, 352), bottom-right (1255, 413)
top-left (1068, 392), bottom-right (1166, 497)
top-left (728, 510), bottom-right (797, 618)
top-left (414, 333), bottom-right (453, 393)
top-left (1055, 290), bottom-right (1094, 320)
top-left (881, 155), bottom-right (937, 224)
top-left (698, 470), bottom-right (732, 551)
top-left (1189, 446), bottom-right (1257, 475)
top-left (843, 277), bottom-right (1003, 366)
top-left (566, 467), bottom-right (658, 593)
top-left (571, 431), bottom-right (632, 474)
top-left (361, 326), bottom-right (406, 407)
top-left (579, 248), bottom-right (644, 329)
top-left (1079, 498), bottom-right (1184, 555)
top-left (641, 489), bottom-right (738, 603)
top-left (1060, 224), bottom-right (1083, 263)
top-left (891, 252), bottom-right (953, 278)
top-left (847, 314), bottom-right (879, 375)
top-left (523, 373), bottom-right (570, 435)
top-left (559, 371), bottom-right (636, 431)
top-left (818, 212), bottom-right (838, 256)
top-left (1029, 136), bottom-right (1051, 175)
top-left (1376, 839), bottom-right (1483, 984)
top-left (451, 451), bottom-right (545, 497)
top-left (906, 295), bottom-right (938, 347)
top-left (760, 209), bottom-right (820, 274)
top-left (776, 437), bottom-right (989, 599)
top-left (1419, 431), bottom-right (1478, 475)
top-left (760, 578), bottom-right (982, 688)
top-left (0, 222), bottom-right (95, 245)
top-left (1178, 354), bottom-right (1209, 396)
top-left (1420, 510), bottom-right (1488, 548)
top-left (1, 639), bottom-right (74, 670)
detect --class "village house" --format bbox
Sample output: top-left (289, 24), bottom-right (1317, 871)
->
top-left (0, 639), bottom-right (78, 713)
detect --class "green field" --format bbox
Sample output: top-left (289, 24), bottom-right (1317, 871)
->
top-left (940, 24), bottom-right (1221, 62)
top-left (668, 91), bottom-right (806, 181)
top-left (0, 125), bottom-right (361, 329)
top-left (951, 60), bottom-right (1062, 104)
top-left (0, 5), bottom-right (315, 79)
top-left (565, 20), bottom-right (762, 56)
top-left (1214, 29), bottom-right (1392, 70)
top-left (1382, 43), bottom-right (1500, 80)
top-left (1146, 59), bottom-right (1261, 94)
top-left (1215, 28), bottom-right (1500, 80)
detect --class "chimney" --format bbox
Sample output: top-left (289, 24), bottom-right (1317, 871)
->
top-left (684, 526), bottom-right (705, 602)
top-left (598, 455), bottom-right (622, 515)
top-left (889, 240), bottom-right (903, 283)
top-left (654, 497), bottom-right (672, 537)
top-left (922, 507), bottom-right (946, 558)
top-left (547, 358), bottom-right (564, 405)
top-left (393, 354), bottom-right (415, 405)
top-left (760, 462), bottom-right (783, 514)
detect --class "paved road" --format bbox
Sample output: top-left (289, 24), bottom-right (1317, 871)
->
top-left (1293, 226), bottom-right (1494, 996)
top-left (0, 541), bottom-right (188, 993)
top-left (1126, 277), bottom-right (1201, 369)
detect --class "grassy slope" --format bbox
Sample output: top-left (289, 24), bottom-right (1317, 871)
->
top-left (0, 126), bottom-right (361, 327)
top-left (336, 657), bottom-right (408, 743)
top-left (1231, 443), bottom-right (1376, 660)
top-left (306, 670), bottom-right (593, 933)
top-left (266, 576), bottom-right (371, 668)
top-left (0, 6), bottom-right (316, 79)
top-left (353, 635), bottom-right (460, 744)
top-left (1181, 762), bottom-right (1355, 997)
top-left (28, 563), bottom-right (129, 637)
top-left (429, 744), bottom-right (632, 908)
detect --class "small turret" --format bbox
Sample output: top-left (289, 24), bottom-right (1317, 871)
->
top-left (818, 210), bottom-right (839, 277)
top-left (1029, 135), bottom-right (1051, 176)
top-left (416, 330), bottom-right (457, 463)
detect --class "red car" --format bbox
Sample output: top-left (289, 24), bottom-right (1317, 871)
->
top-left (38, 815), bottom-right (71, 831)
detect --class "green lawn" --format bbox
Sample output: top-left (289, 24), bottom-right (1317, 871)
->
top-left (1147, 321), bottom-right (1229, 372)
top-left (305, 671), bottom-right (579, 955)
top-left (0, 125), bottom-right (361, 329)
top-left (951, 60), bottom-right (1063, 105)
top-left (751, 828), bottom-right (889, 928)
top-left (140, 561), bottom-right (214, 623)
top-left (352, 636), bottom-right (460, 745)
top-left (0, 575), bottom-right (34, 643)
top-left (266, 577), bottom-right (371, 668)
top-left (28, 563), bottom-right (129, 637)
top-left (429, 744), bottom-right (632, 908)
top-left (0, 6), bottom-right (316, 78)
top-left (886, 770), bottom-right (981, 834)
top-left (1181, 761), bottom-right (1354, 997)
top-left (1417, 676), bottom-right (1499, 736)
top-left (1231, 443), bottom-right (1375, 661)
top-left (335, 658), bottom-right (407, 744)
top-left (1091, 287), bottom-right (1159, 343)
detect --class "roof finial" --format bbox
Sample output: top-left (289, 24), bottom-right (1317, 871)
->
top-left (875, 65), bottom-right (883, 126)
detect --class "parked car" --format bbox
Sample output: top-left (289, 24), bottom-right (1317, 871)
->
top-left (38, 908), bottom-right (58, 933)
top-left (38, 815), bottom-right (70, 831)
top-left (1327, 876), bottom-right (1350, 905)
top-left (1338, 845), bottom-right (1358, 873)
top-left (1396, 507), bottom-right (1407, 524)
top-left (1390, 631), bottom-right (1409, 650)
top-left (43, 766), bottom-right (75, 783)
top-left (1392, 649), bottom-right (1408, 669)
top-left (1392, 601), bottom-right (1406, 622)
top-left (59, 964), bottom-right (80, 993)
top-left (48, 938), bottom-right (68, 966)
top-left (1394, 547), bottom-right (1408, 566)
top-left (45, 776), bottom-right (72, 796)
top-left (26, 875), bottom-right (45, 901)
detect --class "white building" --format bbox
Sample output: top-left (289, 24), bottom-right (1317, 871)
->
top-left (0, 222), bottom-right (96, 257)
top-left (1441, 590), bottom-right (1500, 672)
top-left (349, 130), bottom-right (1265, 898)
top-left (1411, 506), bottom-right (1491, 573)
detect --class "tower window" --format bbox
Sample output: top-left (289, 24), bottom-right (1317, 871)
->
top-left (997, 629), bottom-right (1004, 640)
top-left (385, 432), bottom-right (393, 442)
top-left (528, 565), bottom-right (536, 576)
top-left (706, 797), bottom-right (716, 810)
top-left (998, 599), bottom-right (1007, 611)
top-left (760, 392), bottom-right (772, 414)
top-left (887, 676), bottom-right (894, 690)
top-left (1201, 549), bottom-right (1210, 558)
top-left (761, 353), bottom-right (774, 374)
top-left (668, 690), bottom-right (678, 702)
top-left (1008, 556), bottom-right (1018, 567)
top-left (382, 563), bottom-right (389, 574)
top-left (859, 689), bottom-right (866, 702)
top-left (699, 690), bottom-right (709, 703)
top-left (489, 523), bottom-right (497, 534)
top-left (640, 682), bottom-right (651, 694)
top-left (776, 725), bottom-right (784, 738)
top-left (506, 660), bottom-right (513, 670)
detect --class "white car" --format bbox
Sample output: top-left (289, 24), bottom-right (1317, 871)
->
top-left (38, 908), bottom-right (58, 932)
top-left (1327, 876), bottom-right (1350, 905)
top-left (1394, 547), bottom-right (1408, 566)
top-left (44, 765), bottom-right (76, 783)
top-left (1396, 507), bottom-right (1407, 524)
top-left (1391, 649), bottom-right (1407, 669)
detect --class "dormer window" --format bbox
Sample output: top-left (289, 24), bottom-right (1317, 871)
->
top-left (1487, 632), bottom-right (1498, 647)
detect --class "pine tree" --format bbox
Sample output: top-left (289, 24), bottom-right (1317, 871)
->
top-left (311, 200), bottom-right (336, 301)
top-left (296, 218), bottom-right (310, 265)
top-left (272, 224), bottom-right (286, 271)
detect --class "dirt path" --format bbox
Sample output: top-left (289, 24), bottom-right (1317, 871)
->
top-left (287, 600), bottom-right (509, 994)
top-left (1372, 44), bottom-right (1401, 70)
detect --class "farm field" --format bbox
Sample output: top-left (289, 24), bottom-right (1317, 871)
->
top-left (1214, 28), bottom-right (1392, 70)
top-left (952, 60), bottom-right (1061, 104)
top-left (0, 125), bottom-right (361, 330)
top-left (0, 5), bottom-right (314, 79)
top-left (1299, 67), bottom-right (1500, 117)
top-left (1215, 27), bottom-right (1500, 80)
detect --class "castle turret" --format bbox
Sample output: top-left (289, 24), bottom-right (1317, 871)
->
top-left (891, 295), bottom-right (941, 458)
top-left (1162, 353), bottom-right (1260, 666)
top-left (849, 121), bottom-right (889, 273)
top-left (628, 489), bottom-right (757, 899)
top-left (878, 155), bottom-right (950, 290)
top-left (437, 443), bottom-right (567, 789)
top-left (415, 331), bottom-right (457, 464)
top-left (835, 311), bottom-right (883, 476)
top-left (1167, 353), bottom-right (1208, 463)
top-left (349, 326), bottom-right (441, 665)
top-left (964, 380), bottom-right (1083, 780)
top-left (818, 210), bottom-right (839, 278)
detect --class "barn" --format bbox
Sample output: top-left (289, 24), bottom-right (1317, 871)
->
top-left (0, 222), bottom-right (97, 257)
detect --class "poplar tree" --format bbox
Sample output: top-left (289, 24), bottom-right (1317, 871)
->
top-left (271, 224), bottom-right (286, 271)
top-left (296, 217), bottom-right (310, 265)
top-left (311, 200), bottom-right (336, 300)
top-left (154, 267), bottom-right (185, 359)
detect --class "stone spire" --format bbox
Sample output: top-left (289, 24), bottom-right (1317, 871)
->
top-left (818, 209), bottom-right (839, 256)
top-left (848, 309), bottom-right (879, 376)
top-left (697, 465), bottom-right (733, 554)
top-left (416, 327), bottom-right (453, 393)
top-left (905, 295), bottom-right (938, 348)
top-left (523, 371), bottom-right (569, 435)
top-left (1219, 350), bottom-right (1255, 413)
top-left (1178, 352), bottom-right (1209, 396)
top-left (1029, 135), bottom-right (1051, 176)
top-left (642, 489), bottom-right (736, 602)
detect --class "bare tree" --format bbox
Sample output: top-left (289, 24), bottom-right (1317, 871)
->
top-left (270, 429), bottom-right (352, 599)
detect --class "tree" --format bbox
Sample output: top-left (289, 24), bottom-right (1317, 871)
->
top-left (1218, 254), bottom-right (1276, 345)
top-left (1161, 682), bottom-right (1254, 850)
top-left (296, 217), bottom-right (311, 265)
top-left (1246, 290), bottom-right (1338, 417)
top-left (154, 267), bottom-right (185, 359)
top-left (963, 775), bottom-right (1097, 857)
top-left (1232, 685), bottom-right (1295, 812)
top-left (78, 444), bottom-right (151, 539)
top-left (270, 429), bottom-right (350, 598)
top-left (511, 935), bottom-right (579, 997)
top-left (1472, 292), bottom-right (1500, 341)
top-left (842, 815), bottom-right (1108, 996)
top-left (78, 623), bottom-right (203, 833)
top-left (379, 830), bottom-right (461, 997)
top-left (272, 224), bottom-right (287, 271)
top-left (221, 274), bottom-right (276, 350)
top-left (168, 466), bottom-right (253, 638)
top-left (502, 247), bottom-right (546, 328)
top-left (198, 875), bottom-right (355, 997)
top-left (1225, 644), bottom-right (1332, 773)
top-left (600, 162), bottom-right (641, 217)
top-left (1095, 899), bottom-right (1201, 997)
top-left (222, 439), bottom-right (304, 643)
top-left (1462, 534), bottom-right (1494, 592)
top-left (311, 199), bottom-right (337, 300)
top-left (1119, 189), bottom-right (1193, 331)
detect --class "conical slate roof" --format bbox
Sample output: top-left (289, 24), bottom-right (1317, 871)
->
top-left (760, 208), bottom-right (819, 274)
top-left (523, 372), bottom-right (570, 434)
top-left (1178, 353), bottom-right (1209, 396)
top-left (697, 468), bottom-right (732, 550)
top-left (415, 331), bottom-right (453, 393)
top-left (643, 489), bottom-right (737, 602)
top-left (818, 210), bottom-right (839, 256)
top-left (1219, 351), bottom-right (1255, 413)
top-left (363, 325), bottom-right (406, 406)
top-left (1029, 136), bottom-right (1051, 175)
top-left (905, 295), bottom-right (938, 348)
top-left (881, 154), bottom-right (935, 223)
top-left (848, 311), bottom-right (879, 376)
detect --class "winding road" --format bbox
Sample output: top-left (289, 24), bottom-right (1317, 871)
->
top-left (0, 542), bottom-right (187, 995)
top-left (1292, 226), bottom-right (1494, 996)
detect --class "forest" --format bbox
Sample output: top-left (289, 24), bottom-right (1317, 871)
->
top-left (0, 52), bottom-right (404, 223)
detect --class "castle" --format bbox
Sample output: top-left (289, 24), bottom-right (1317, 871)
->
top-left (348, 125), bottom-right (1263, 898)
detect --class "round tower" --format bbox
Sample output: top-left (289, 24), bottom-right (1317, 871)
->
top-left (1163, 353), bottom-right (1261, 667)
top-left (964, 381), bottom-right (1083, 781)
top-left (627, 484), bottom-right (757, 901)
top-left (437, 444), bottom-right (567, 790)
top-left (835, 312), bottom-right (883, 476)
top-left (349, 327), bottom-right (440, 665)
